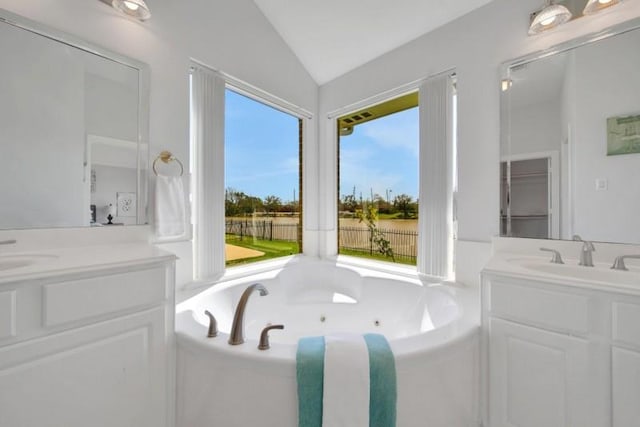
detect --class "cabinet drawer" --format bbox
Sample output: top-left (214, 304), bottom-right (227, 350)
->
top-left (489, 280), bottom-right (589, 335)
top-left (43, 267), bottom-right (166, 327)
top-left (612, 302), bottom-right (640, 348)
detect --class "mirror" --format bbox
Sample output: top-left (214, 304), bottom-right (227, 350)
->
top-left (0, 11), bottom-right (149, 229)
top-left (501, 19), bottom-right (640, 244)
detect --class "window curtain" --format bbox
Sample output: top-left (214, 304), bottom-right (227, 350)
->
top-left (190, 65), bottom-right (226, 280)
top-left (418, 74), bottom-right (454, 278)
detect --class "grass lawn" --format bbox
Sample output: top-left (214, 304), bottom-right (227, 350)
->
top-left (225, 235), bottom-right (299, 266)
top-left (338, 248), bottom-right (416, 266)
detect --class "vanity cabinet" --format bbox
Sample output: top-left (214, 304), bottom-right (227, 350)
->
top-left (481, 273), bottom-right (639, 427)
top-left (0, 256), bottom-right (175, 427)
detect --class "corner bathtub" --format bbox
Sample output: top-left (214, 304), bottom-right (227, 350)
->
top-left (175, 259), bottom-right (479, 427)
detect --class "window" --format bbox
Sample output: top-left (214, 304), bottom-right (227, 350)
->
top-left (337, 92), bottom-right (419, 265)
top-left (335, 73), bottom-right (456, 278)
top-left (224, 89), bottom-right (303, 266)
top-left (190, 64), bottom-right (307, 279)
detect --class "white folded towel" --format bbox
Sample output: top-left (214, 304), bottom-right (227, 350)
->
top-left (322, 333), bottom-right (370, 427)
top-left (155, 175), bottom-right (186, 238)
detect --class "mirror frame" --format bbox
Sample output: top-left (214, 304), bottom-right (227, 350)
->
top-left (499, 17), bottom-right (640, 244)
top-left (0, 8), bottom-right (151, 227)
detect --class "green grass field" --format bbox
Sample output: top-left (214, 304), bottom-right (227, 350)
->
top-left (225, 235), bottom-right (299, 266)
top-left (338, 248), bottom-right (416, 266)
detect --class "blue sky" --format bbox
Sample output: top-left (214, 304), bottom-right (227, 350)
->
top-left (339, 107), bottom-right (419, 201)
top-left (225, 89), bottom-right (299, 202)
top-left (225, 89), bottom-right (419, 202)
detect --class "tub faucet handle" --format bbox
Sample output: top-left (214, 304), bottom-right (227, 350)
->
top-left (258, 324), bottom-right (284, 350)
top-left (204, 310), bottom-right (218, 338)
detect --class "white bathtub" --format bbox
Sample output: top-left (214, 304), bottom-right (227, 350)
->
top-left (176, 258), bottom-right (479, 427)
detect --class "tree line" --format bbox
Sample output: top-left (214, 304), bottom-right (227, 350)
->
top-left (339, 193), bottom-right (418, 219)
top-left (225, 188), bottom-right (299, 217)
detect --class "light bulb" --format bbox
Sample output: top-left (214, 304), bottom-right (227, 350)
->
top-left (540, 16), bottom-right (556, 26)
top-left (123, 1), bottom-right (140, 11)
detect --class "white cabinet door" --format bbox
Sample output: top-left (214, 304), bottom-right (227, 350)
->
top-left (0, 307), bottom-right (169, 427)
top-left (613, 347), bottom-right (640, 427)
top-left (489, 318), bottom-right (601, 427)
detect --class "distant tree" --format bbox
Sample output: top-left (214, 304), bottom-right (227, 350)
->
top-left (238, 196), bottom-right (263, 215)
top-left (264, 195), bottom-right (282, 216)
top-left (341, 194), bottom-right (359, 212)
top-left (393, 194), bottom-right (415, 219)
top-left (373, 194), bottom-right (392, 214)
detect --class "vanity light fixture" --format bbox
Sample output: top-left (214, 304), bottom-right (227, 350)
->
top-left (528, 0), bottom-right (572, 35)
top-left (111, 0), bottom-right (151, 21)
top-left (583, 0), bottom-right (622, 15)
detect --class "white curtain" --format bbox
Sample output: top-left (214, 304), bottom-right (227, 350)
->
top-left (190, 65), bottom-right (226, 280)
top-left (418, 74), bottom-right (454, 278)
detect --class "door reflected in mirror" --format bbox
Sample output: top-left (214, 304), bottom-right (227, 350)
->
top-left (501, 21), bottom-right (640, 244)
top-left (0, 11), bottom-right (148, 230)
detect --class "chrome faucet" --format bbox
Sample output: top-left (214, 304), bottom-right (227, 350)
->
top-left (611, 254), bottom-right (640, 271)
top-left (573, 235), bottom-right (595, 267)
top-left (228, 283), bottom-right (269, 345)
top-left (540, 248), bottom-right (564, 264)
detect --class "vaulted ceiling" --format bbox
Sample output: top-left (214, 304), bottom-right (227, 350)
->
top-left (252, 0), bottom-right (495, 85)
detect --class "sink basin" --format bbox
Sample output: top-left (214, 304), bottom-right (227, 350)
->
top-left (0, 254), bottom-right (59, 272)
top-left (512, 258), bottom-right (640, 287)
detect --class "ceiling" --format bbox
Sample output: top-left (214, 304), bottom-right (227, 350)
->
top-left (252, 0), bottom-right (495, 85)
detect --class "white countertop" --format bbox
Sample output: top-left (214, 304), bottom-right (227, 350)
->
top-left (483, 250), bottom-right (640, 295)
top-left (0, 243), bottom-right (176, 284)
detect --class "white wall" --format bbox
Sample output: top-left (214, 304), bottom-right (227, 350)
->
top-left (508, 97), bottom-right (562, 157)
top-left (0, 0), bottom-right (317, 286)
top-left (318, 0), bottom-right (640, 286)
top-left (85, 72), bottom-right (138, 142)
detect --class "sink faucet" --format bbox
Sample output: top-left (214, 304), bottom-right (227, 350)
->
top-left (228, 283), bottom-right (269, 345)
top-left (611, 254), bottom-right (640, 271)
top-left (540, 247), bottom-right (564, 264)
top-left (573, 235), bottom-right (595, 267)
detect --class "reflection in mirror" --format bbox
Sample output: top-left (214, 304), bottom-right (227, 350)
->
top-left (501, 22), bottom-right (640, 244)
top-left (0, 13), bottom-right (148, 229)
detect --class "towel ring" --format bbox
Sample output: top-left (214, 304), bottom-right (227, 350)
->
top-left (153, 151), bottom-right (184, 176)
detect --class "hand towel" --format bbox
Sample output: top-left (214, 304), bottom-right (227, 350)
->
top-left (364, 334), bottom-right (397, 427)
top-left (155, 175), bottom-right (186, 238)
top-left (297, 336), bottom-right (326, 427)
top-left (322, 333), bottom-right (370, 427)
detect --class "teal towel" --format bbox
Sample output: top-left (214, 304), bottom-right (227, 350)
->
top-left (364, 334), bottom-right (397, 427)
top-left (296, 334), bottom-right (397, 427)
top-left (297, 336), bottom-right (325, 427)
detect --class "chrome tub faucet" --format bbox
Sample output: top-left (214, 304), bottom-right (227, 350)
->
top-left (228, 283), bottom-right (269, 345)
